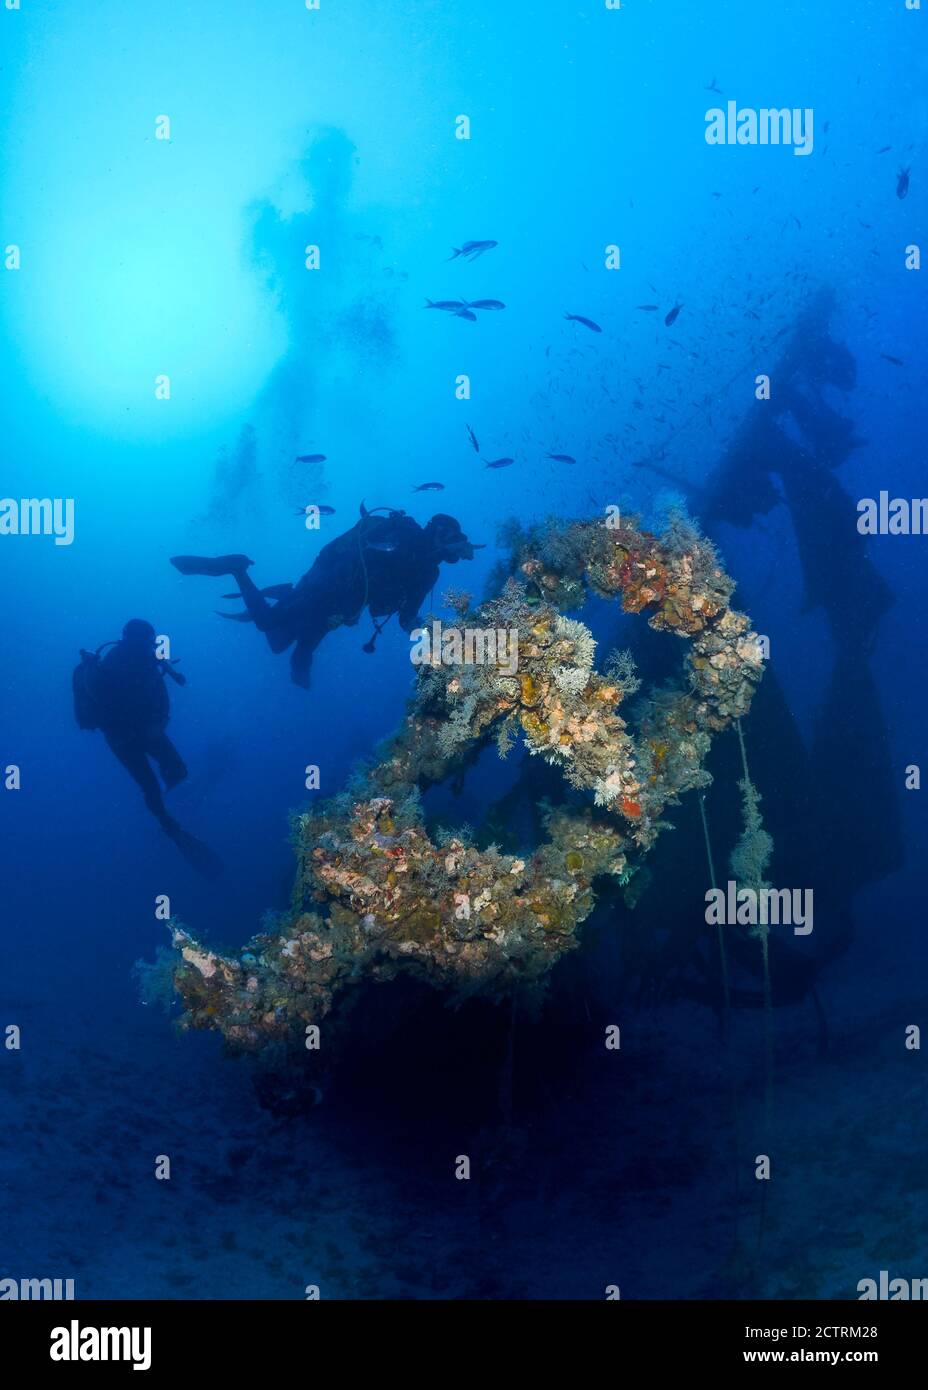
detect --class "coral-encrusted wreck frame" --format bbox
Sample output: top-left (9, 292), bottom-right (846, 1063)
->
top-left (160, 513), bottom-right (764, 1055)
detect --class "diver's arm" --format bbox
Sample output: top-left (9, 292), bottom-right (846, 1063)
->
top-left (397, 606), bottom-right (421, 634)
top-left (397, 565), bottom-right (439, 632)
top-left (162, 662), bottom-right (187, 687)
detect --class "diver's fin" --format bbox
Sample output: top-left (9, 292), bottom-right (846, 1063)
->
top-left (221, 583), bottom-right (293, 601)
top-left (170, 554), bottom-right (254, 577)
top-left (169, 827), bottom-right (224, 878)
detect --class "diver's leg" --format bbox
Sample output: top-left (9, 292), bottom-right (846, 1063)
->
top-left (233, 569), bottom-right (282, 634)
top-left (289, 638), bottom-right (316, 689)
top-left (148, 733), bottom-right (188, 791)
top-left (105, 733), bottom-right (222, 877)
top-left (266, 626), bottom-right (296, 654)
top-left (290, 614), bottom-right (337, 689)
top-left (216, 566), bottom-right (297, 654)
top-left (235, 571), bottom-right (333, 660)
top-left (105, 734), bottom-right (173, 825)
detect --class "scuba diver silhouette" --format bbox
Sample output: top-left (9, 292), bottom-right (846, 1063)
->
top-left (170, 506), bottom-right (483, 688)
top-left (621, 288), bottom-right (901, 1028)
top-left (72, 619), bottom-right (222, 877)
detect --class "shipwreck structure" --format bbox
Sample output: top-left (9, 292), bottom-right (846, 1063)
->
top-left (153, 511), bottom-right (764, 1060)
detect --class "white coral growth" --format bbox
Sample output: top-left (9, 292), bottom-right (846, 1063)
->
top-left (593, 763), bottom-right (629, 807)
top-left (552, 615), bottom-right (596, 695)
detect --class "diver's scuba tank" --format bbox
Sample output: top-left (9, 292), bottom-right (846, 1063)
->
top-left (71, 643), bottom-right (116, 731)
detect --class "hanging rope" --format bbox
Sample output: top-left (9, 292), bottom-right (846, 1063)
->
top-left (699, 789), bottom-right (730, 1040)
top-left (734, 718), bottom-right (774, 1133)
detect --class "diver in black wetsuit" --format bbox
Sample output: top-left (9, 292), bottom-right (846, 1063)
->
top-left (556, 290), bottom-right (900, 1027)
top-left (73, 619), bottom-right (222, 877)
top-left (171, 509), bottom-right (482, 688)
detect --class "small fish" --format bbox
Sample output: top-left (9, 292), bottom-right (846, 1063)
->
top-left (564, 312), bottom-right (602, 333)
top-left (484, 457), bottom-right (515, 469)
top-left (876, 146), bottom-right (891, 154)
top-left (294, 504), bottom-right (336, 516)
top-left (880, 353), bottom-right (904, 366)
top-left (412, 482), bottom-right (445, 491)
top-left (664, 303), bottom-right (683, 327)
top-left (546, 453), bottom-right (576, 465)
top-left (425, 298), bottom-right (467, 311)
top-left (467, 299), bottom-right (506, 310)
top-left (365, 539), bottom-right (398, 553)
top-left (896, 166), bottom-right (910, 199)
top-left (454, 308), bottom-right (477, 321)
top-left (636, 304), bottom-right (659, 311)
top-left (295, 454), bottom-right (327, 464)
top-left (448, 240), bottom-right (497, 261)
top-left (465, 424), bottom-right (480, 454)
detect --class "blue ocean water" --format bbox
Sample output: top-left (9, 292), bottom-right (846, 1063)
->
top-left (1, 0), bottom-right (926, 1301)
